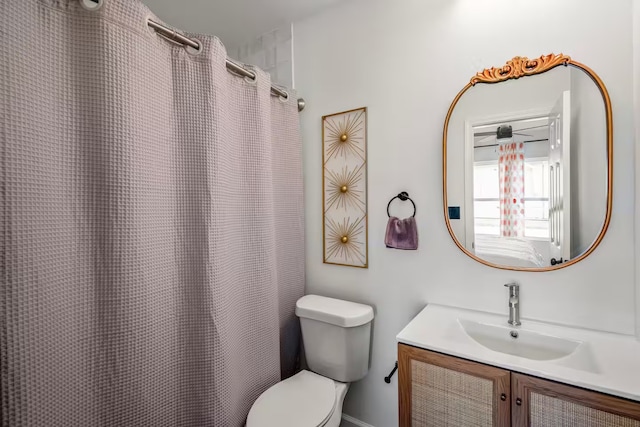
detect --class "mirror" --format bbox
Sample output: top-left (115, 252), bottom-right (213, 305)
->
top-left (443, 54), bottom-right (612, 271)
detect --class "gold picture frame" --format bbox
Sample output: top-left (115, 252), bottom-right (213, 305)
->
top-left (323, 107), bottom-right (368, 268)
top-left (442, 53), bottom-right (613, 271)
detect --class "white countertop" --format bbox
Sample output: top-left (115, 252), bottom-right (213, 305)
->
top-left (397, 304), bottom-right (640, 402)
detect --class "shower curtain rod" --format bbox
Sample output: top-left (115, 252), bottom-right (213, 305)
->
top-left (147, 19), bottom-right (306, 112)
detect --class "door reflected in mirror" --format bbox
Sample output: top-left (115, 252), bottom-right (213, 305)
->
top-left (444, 55), bottom-right (612, 271)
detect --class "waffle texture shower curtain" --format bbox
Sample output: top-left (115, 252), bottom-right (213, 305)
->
top-left (0, 1), bottom-right (304, 425)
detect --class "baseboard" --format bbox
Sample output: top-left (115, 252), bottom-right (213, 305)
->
top-left (341, 414), bottom-right (376, 427)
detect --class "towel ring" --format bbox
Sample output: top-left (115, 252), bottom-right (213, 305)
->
top-left (387, 192), bottom-right (416, 218)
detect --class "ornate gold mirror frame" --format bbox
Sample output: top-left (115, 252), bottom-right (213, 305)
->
top-left (442, 53), bottom-right (613, 271)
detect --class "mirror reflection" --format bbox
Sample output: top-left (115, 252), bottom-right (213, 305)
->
top-left (445, 61), bottom-right (609, 269)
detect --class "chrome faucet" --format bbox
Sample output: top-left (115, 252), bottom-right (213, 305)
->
top-left (504, 283), bottom-right (521, 326)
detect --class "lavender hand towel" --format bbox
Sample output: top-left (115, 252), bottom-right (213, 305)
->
top-left (385, 216), bottom-right (419, 250)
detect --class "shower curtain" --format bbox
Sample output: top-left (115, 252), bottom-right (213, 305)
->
top-left (0, 1), bottom-right (304, 426)
top-left (498, 141), bottom-right (525, 237)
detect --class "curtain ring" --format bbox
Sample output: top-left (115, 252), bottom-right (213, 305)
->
top-left (387, 192), bottom-right (416, 217)
top-left (80, 0), bottom-right (104, 11)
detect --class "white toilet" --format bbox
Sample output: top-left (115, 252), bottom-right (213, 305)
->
top-left (246, 294), bottom-right (374, 427)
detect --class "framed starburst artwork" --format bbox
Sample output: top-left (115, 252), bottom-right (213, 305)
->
top-left (322, 107), bottom-right (368, 268)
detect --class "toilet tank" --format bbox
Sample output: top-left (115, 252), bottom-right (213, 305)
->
top-left (295, 295), bottom-right (374, 383)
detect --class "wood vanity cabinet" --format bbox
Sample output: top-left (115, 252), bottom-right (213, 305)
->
top-left (398, 344), bottom-right (511, 426)
top-left (398, 343), bottom-right (640, 427)
top-left (511, 373), bottom-right (640, 426)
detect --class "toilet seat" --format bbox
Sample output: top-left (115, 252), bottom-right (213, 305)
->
top-left (246, 370), bottom-right (336, 427)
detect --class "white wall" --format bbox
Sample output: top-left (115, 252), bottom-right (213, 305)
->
top-left (141, 0), bottom-right (342, 51)
top-left (634, 0), bottom-right (640, 340)
top-left (570, 67), bottom-right (608, 257)
top-left (228, 24), bottom-right (294, 87)
top-left (294, 1), bottom-right (636, 426)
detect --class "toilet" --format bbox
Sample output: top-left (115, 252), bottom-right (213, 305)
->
top-left (246, 295), bottom-right (374, 427)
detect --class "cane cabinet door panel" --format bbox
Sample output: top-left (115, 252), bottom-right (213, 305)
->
top-left (398, 344), bottom-right (511, 427)
top-left (511, 373), bottom-right (640, 427)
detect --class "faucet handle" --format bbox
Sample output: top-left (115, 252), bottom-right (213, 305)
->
top-left (504, 282), bottom-right (519, 295)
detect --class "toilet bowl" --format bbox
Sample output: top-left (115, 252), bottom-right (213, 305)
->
top-left (246, 370), bottom-right (349, 427)
top-left (246, 295), bottom-right (374, 427)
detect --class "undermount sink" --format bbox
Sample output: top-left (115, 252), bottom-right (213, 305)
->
top-left (458, 318), bottom-right (581, 361)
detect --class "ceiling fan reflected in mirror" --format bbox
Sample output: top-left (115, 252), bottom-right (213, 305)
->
top-left (474, 124), bottom-right (548, 147)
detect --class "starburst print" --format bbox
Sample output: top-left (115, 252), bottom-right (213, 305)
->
top-left (324, 109), bottom-right (366, 161)
top-left (325, 164), bottom-right (365, 212)
top-left (325, 216), bottom-right (366, 265)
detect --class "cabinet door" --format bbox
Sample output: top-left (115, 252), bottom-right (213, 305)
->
top-left (398, 344), bottom-right (511, 427)
top-left (512, 373), bottom-right (640, 426)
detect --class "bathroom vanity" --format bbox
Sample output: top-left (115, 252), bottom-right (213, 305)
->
top-left (405, 50), bottom-right (640, 425)
top-left (397, 305), bottom-right (640, 426)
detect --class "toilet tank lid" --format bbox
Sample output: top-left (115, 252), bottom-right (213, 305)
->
top-left (296, 295), bottom-right (374, 327)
